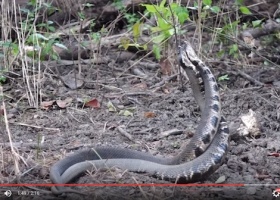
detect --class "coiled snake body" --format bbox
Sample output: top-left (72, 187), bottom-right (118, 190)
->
top-left (50, 41), bottom-right (230, 194)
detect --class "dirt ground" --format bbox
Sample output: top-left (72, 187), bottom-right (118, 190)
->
top-left (1, 47), bottom-right (280, 200)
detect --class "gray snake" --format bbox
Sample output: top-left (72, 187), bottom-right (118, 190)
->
top-left (50, 41), bottom-right (230, 194)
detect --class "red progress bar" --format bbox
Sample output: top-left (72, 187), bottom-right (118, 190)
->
top-left (0, 183), bottom-right (244, 187)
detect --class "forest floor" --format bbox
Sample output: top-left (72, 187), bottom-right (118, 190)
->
top-left (1, 50), bottom-right (280, 199)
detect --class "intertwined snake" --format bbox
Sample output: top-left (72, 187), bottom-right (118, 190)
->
top-left (50, 41), bottom-right (230, 194)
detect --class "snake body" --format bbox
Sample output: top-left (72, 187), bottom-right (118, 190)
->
top-left (50, 41), bottom-right (230, 194)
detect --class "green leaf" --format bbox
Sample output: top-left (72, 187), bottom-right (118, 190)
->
top-left (235, 0), bottom-right (244, 6)
top-left (27, 33), bottom-right (49, 44)
top-left (132, 21), bottom-right (141, 41)
top-left (153, 44), bottom-right (161, 60)
top-left (152, 33), bottom-right (166, 44)
top-left (192, 1), bottom-right (199, 9)
top-left (159, 0), bottom-right (167, 8)
top-left (218, 74), bottom-right (230, 81)
top-left (20, 8), bottom-right (30, 14)
top-left (203, 0), bottom-right (212, 6)
top-left (0, 41), bottom-right (12, 47)
top-left (142, 44), bottom-right (148, 50)
top-left (30, 0), bottom-right (37, 5)
top-left (157, 17), bottom-right (171, 31)
top-left (173, 6), bottom-right (189, 24)
top-left (167, 28), bottom-right (175, 36)
top-left (0, 75), bottom-right (7, 84)
top-left (178, 12), bottom-right (189, 24)
top-left (35, 33), bottom-right (49, 40)
top-left (239, 6), bottom-right (251, 15)
top-left (210, 6), bottom-right (220, 13)
top-left (107, 101), bottom-right (117, 112)
top-left (170, 3), bottom-right (178, 9)
top-left (120, 38), bottom-right (130, 50)
top-left (242, 22), bottom-right (248, 30)
top-left (150, 26), bottom-right (162, 33)
top-left (48, 26), bottom-right (55, 32)
top-left (141, 4), bottom-right (157, 13)
top-left (252, 20), bottom-right (262, 28)
top-left (217, 49), bottom-right (225, 58)
top-left (264, 60), bottom-right (269, 66)
top-left (54, 43), bottom-right (68, 50)
top-left (229, 44), bottom-right (238, 56)
top-left (83, 3), bottom-right (94, 7)
top-left (119, 109), bottom-right (134, 117)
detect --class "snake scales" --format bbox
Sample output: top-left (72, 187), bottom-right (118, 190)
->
top-left (50, 41), bottom-right (230, 194)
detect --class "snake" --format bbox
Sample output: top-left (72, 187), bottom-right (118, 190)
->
top-left (50, 41), bottom-right (230, 195)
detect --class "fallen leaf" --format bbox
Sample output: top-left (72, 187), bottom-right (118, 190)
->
top-left (85, 98), bottom-right (100, 108)
top-left (163, 88), bottom-right (170, 94)
top-left (40, 100), bottom-right (56, 110)
top-left (144, 112), bottom-right (156, 118)
top-left (215, 175), bottom-right (226, 183)
top-left (268, 152), bottom-right (280, 157)
top-left (134, 82), bottom-right (148, 90)
top-left (159, 57), bottom-right (172, 75)
top-left (107, 101), bottom-right (117, 112)
top-left (119, 109), bottom-right (133, 117)
top-left (56, 97), bottom-right (73, 108)
top-left (61, 71), bottom-right (84, 89)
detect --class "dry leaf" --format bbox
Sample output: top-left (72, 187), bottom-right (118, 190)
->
top-left (85, 98), bottom-right (100, 108)
top-left (215, 175), bottom-right (226, 183)
top-left (134, 82), bottom-right (147, 90)
top-left (56, 98), bottom-right (73, 108)
top-left (238, 109), bottom-right (261, 137)
top-left (144, 112), bottom-right (156, 118)
top-left (40, 100), bottom-right (56, 110)
top-left (163, 88), bottom-right (170, 94)
top-left (61, 71), bottom-right (84, 89)
top-left (159, 57), bottom-right (172, 75)
top-left (268, 153), bottom-right (280, 157)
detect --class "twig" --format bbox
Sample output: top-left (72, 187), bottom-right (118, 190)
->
top-left (150, 73), bottom-right (179, 90)
top-left (160, 129), bottom-right (184, 138)
top-left (1, 86), bottom-right (21, 176)
top-left (116, 125), bottom-right (133, 141)
top-left (132, 177), bottom-right (149, 200)
top-left (0, 142), bottom-right (48, 150)
top-left (9, 122), bottom-right (60, 132)
top-left (235, 69), bottom-right (265, 86)
top-left (130, 67), bottom-right (148, 78)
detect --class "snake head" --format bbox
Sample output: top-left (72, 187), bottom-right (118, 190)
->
top-left (178, 41), bottom-right (197, 72)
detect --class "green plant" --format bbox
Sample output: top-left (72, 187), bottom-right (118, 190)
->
top-left (25, 33), bottom-right (59, 60)
top-left (113, 0), bottom-right (140, 27)
top-left (17, 1), bottom-right (66, 61)
top-left (20, 1), bottom-right (57, 33)
top-left (191, 0), bottom-right (221, 17)
top-left (218, 74), bottom-right (230, 82)
top-left (0, 75), bottom-right (6, 84)
top-left (124, 13), bottom-right (140, 26)
top-left (141, 0), bottom-right (189, 60)
top-left (235, 0), bottom-right (252, 15)
top-left (6, 0), bottom-right (63, 107)
top-left (215, 0), bottom-right (253, 59)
